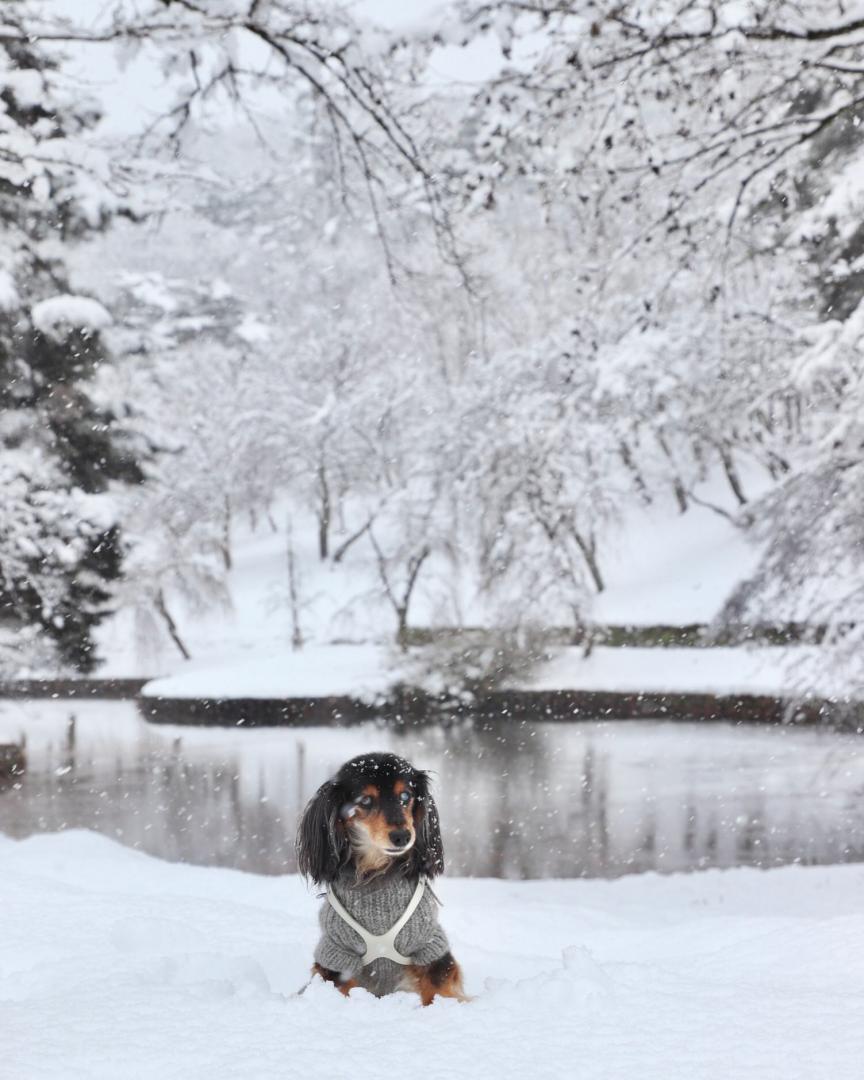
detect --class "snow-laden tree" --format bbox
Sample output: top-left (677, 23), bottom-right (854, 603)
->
top-left (95, 262), bottom-right (279, 659)
top-left (67, 112), bottom-right (472, 652)
top-left (22, 0), bottom-right (463, 276)
top-left (30, 0), bottom-right (864, 678)
top-left (720, 301), bottom-right (864, 667)
top-left (0, 19), bottom-right (141, 672)
top-left (719, 95), bottom-right (864, 689)
top-left (440, 0), bottom-right (864, 673)
top-left (442, 3), bottom-right (815, 459)
top-left (452, 2), bottom-right (864, 228)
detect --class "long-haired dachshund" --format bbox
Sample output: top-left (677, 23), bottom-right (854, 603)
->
top-left (296, 751), bottom-right (466, 1004)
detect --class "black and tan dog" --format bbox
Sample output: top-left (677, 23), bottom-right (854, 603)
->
top-left (297, 752), bottom-right (466, 1004)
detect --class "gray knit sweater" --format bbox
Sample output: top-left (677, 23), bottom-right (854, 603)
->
top-left (314, 870), bottom-right (450, 996)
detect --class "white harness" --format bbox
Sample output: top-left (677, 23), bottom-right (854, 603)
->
top-left (326, 876), bottom-right (428, 967)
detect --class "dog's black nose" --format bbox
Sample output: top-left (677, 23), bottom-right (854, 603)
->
top-left (389, 829), bottom-right (411, 848)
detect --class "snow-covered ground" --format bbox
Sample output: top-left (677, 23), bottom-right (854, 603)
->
top-left (94, 493), bottom-right (760, 684)
top-left (139, 642), bottom-right (833, 701)
top-left (591, 495), bottom-right (761, 626)
top-left (3, 829), bottom-right (864, 1079)
top-left (522, 644), bottom-right (832, 698)
top-left (140, 644), bottom-right (397, 700)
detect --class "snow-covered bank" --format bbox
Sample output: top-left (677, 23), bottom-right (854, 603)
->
top-left (89, 488), bottom-right (842, 708)
top-left (3, 831), bottom-right (864, 1079)
top-left (139, 643), bottom-right (839, 702)
top-left (522, 644), bottom-right (831, 697)
top-left (140, 639), bottom-right (397, 699)
top-left (141, 644), bottom-right (395, 700)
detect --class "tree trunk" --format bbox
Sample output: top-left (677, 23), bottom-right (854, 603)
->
top-left (397, 546), bottom-right (431, 650)
top-left (369, 531), bottom-right (430, 651)
top-left (154, 589), bottom-right (191, 660)
top-left (656, 431), bottom-right (688, 513)
top-left (571, 607), bottom-right (591, 652)
top-left (286, 523), bottom-right (303, 651)
top-left (332, 516), bottom-right (374, 564)
top-left (672, 477), bottom-right (688, 514)
top-left (220, 495), bottom-right (232, 571)
top-left (316, 462), bottom-right (330, 560)
top-left (719, 445), bottom-right (747, 506)
top-left (571, 528), bottom-right (605, 593)
top-left (618, 440), bottom-right (651, 505)
top-left (396, 607), bottom-right (409, 651)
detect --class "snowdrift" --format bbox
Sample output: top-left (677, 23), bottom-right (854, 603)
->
top-left (4, 831), bottom-right (864, 1079)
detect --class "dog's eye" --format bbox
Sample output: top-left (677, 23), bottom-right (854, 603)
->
top-left (357, 795), bottom-right (373, 810)
top-left (399, 791), bottom-right (412, 806)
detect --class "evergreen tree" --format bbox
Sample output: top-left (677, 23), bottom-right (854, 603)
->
top-left (0, 22), bottom-right (141, 672)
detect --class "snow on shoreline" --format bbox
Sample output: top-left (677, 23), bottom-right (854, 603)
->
top-left (3, 830), bottom-right (864, 1079)
top-left (521, 644), bottom-right (832, 697)
top-left (140, 644), bottom-right (397, 700)
top-left (139, 643), bottom-right (836, 701)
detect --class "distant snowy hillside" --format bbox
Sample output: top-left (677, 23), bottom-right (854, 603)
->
top-left (95, 490), bottom-right (757, 681)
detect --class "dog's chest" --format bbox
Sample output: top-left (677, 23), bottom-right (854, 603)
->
top-left (318, 874), bottom-right (436, 995)
top-left (333, 875), bottom-right (418, 936)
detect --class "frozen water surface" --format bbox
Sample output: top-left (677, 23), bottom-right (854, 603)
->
top-left (2, 699), bottom-right (863, 879)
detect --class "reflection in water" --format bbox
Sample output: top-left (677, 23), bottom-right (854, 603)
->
top-left (1, 699), bottom-right (864, 879)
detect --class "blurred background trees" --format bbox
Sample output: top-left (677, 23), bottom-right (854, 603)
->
top-left (3, 0), bottom-right (864, 688)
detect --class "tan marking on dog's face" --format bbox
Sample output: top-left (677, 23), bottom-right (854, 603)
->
top-left (342, 784), bottom-right (379, 819)
top-left (346, 778), bottom-right (416, 879)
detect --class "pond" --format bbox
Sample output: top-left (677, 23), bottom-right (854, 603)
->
top-left (2, 699), bottom-right (864, 879)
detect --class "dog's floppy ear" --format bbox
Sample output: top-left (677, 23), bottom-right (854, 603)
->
top-left (296, 779), bottom-right (347, 884)
top-left (411, 769), bottom-right (444, 878)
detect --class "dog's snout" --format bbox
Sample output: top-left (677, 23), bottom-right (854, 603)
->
top-left (389, 829), bottom-right (411, 848)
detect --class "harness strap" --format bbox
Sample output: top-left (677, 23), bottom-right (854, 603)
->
top-left (327, 876), bottom-right (427, 967)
